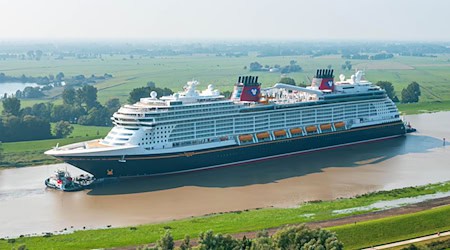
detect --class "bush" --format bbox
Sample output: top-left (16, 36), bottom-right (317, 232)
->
top-left (198, 230), bottom-right (240, 250)
top-left (272, 224), bottom-right (343, 250)
top-left (53, 121), bottom-right (74, 138)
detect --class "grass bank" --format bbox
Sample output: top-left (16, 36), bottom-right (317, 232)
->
top-left (1, 182), bottom-right (450, 249)
top-left (398, 100), bottom-right (450, 115)
top-left (0, 124), bottom-right (110, 168)
top-left (331, 205), bottom-right (450, 249)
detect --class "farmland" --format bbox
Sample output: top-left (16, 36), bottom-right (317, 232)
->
top-left (0, 53), bottom-right (450, 110)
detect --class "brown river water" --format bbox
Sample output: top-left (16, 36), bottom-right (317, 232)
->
top-left (0, 112), bottom-right (449, 238)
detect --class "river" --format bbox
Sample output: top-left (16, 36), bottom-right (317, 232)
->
top-left (0, 112), bottom-right (449, 238)
top-left (0, 82), bottom-right (39, 97)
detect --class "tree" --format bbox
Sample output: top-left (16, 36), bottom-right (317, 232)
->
top-left (26, 50), bottom-right (35, 60)
top-left (342, 61), bottom-right (352, 70)
top-left (21, 115), bottom-right (52, 141)
top-left (2, 97), bottom-right (21, 116)
top-left (22, 86), bottom-right (44, 98)
top-left (376, 81), bottom-right (397, 101)
top-left (51, 104), bottom-right (85, 123)
top-left (62, 87), bottom-right (77, 105)
top-left (76, 85), bottom-right (98, 108)
top-left (272, 224), bottom-right (343, 250)
top-left (128, 86), bottom-right (173, 104)
top-left (179, 235), bottom-right (191, 250)
top-left (251, 231), bottom-right (274, 250)
top-left (221, 90), bottom-right (232, 99)
top-left (32, 102), bottom-right (53, 121)
top-left (279, 77), bottom-right (296, 86)
top-left (156, 230), bottom-right (174, 250)
top-left (53, 121), bottom-right (74, 138)
top-left (249, 61), bottom-right (263, 71)
top-left (401, 82), bottom-right (421, 103)
top-left (56, 72), bottom-right (65, 82)
top-left (198, 230), bottom-right (240, 250)
top-left (78, 106), bottom-right (110, 126)
top-left (35, 50), bottom-right (43, 61)
top-left (105, 98), bottom-right (121, 115)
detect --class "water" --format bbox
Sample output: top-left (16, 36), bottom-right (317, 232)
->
top-left (0, 112), bottom-right (449, 238)
top-left (0, 82), bottom-right (38, 97)
top-left (332, 191), bottom-right (450, 215)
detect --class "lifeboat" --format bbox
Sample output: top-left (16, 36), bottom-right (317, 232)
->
top-left (290, 128), bottom-right (302, 135)
top-left (334, 122), bottom-right (346, 129)
top-left (273, 130), bottom-right (286, 137)
top-left (239, 134), bottom-right (253, 142)
top-left (256, 132), bottom-right (270, 139)
top-left (306, 126), bottom-right (317, 133)
top-left (320, 124), bottom-right (332, 131)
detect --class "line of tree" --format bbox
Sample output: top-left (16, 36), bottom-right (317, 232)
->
top-left (128, 84), bottom-right (174, 104)
top-left (0, 72), bottom-right (65, 85)
top-left (0, 97), bottom-right (52, 142)
top-left (0, 72), bottom-right (113, 99)
top-left (375, 81), bottom-right (421, 103)
top-left (401, 82), bottom-right (421, 103)
top-left (0, 85), bottom-right (121, 142)
top-left (342, 53), bottom-right (394, 60)
top-left (249, 60), bottom-right (302, 73)
top-left (140, 224), bottom-right (343, 250)
top-left (376, 81), bottom-right (399, 102)
top-left (341, 61), bottom-right (352, 71)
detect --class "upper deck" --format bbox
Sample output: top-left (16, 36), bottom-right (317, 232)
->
top-left (112, 70), bottom-right (386, 127)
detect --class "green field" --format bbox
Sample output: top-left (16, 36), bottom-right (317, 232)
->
top-left (1, 54), bottom-right (450, 113)
top-left (331, 205), bottom-right (450, 249)
top-left (1, 182), bottom-right (449, 250)
top-left (0, 124), bottom-right (110, 167)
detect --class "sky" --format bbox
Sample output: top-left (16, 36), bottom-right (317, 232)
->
top-left (0, 0), bottom-right (449, 41)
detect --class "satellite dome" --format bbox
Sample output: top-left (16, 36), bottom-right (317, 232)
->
top-left (150, 91), bottom-right (158, 98)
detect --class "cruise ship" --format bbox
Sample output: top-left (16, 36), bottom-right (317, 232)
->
top-left (45, 69), bottom-right (406, 178)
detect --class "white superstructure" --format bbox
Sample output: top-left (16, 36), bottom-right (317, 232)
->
top-left (47, 71), bottom-right (401, 159)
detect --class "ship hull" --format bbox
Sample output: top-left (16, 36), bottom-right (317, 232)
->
top-left (61, 121), bottom-right (405, 178)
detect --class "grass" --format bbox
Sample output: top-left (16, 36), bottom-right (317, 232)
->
top-left (1, 54), bottom-right (450, 113)
top-left (397, 100), bottom-right (450, 115)
top-left (0, 124), bottom-right (111, 168)
top-left (1, 181), bottom-right (449, 249)
top-left (331, 205), bottom-right (450, 249)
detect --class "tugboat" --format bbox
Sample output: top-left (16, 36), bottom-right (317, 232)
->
top-left (405, 122), bottom-right (417, 133)
top-left (45, 170), bottom-right (95, 191)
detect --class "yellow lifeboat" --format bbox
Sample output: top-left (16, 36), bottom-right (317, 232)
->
top-left (306, 126), bottom-right (317, 133)
top-left (239, 134), bottom-right (253, 142)
top-left (256, 132), bottom-right (270, 139)
top-left (273, 130), bottom-right (286, 137)
top-left (334, 122), bottom-right (346, 128)
top-left (290, 128), bottom-right (302, 135)
top-left (320, 124), bottom-right (332, 131)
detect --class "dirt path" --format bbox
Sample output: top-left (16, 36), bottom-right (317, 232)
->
top-left (113, 196), bottom-right (450, 249)
top-left (362, 231), bottom-right (450, 249)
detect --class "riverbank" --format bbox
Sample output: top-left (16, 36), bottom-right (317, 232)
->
top-left (1, 181), bottom-right (450, 249)
top-left (0, 124), bottom-right (110, 168)
top-left (397, 100), bottom-right (450, 115)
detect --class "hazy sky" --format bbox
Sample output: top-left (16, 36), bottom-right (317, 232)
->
top-left (1, 0), bottom-right (449, 41)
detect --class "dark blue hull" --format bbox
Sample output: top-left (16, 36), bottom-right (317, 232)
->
top-left (61, 121), bottom-right (406, 178)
